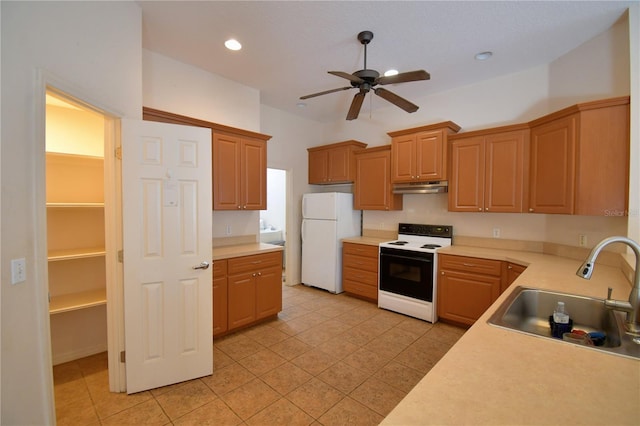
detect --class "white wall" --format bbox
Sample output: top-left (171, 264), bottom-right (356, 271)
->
top-left (628, 4), bottom-right (640, 242)
top-left (262, 168), bottom-right (287, 232)
top-left (1, 2), bottom-right (142, 423)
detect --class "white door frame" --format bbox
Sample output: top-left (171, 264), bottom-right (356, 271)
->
top-left (35, 70), bottom-right (127, 403)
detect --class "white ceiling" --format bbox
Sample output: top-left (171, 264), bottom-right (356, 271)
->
top-left (139, 1), bottom-right (633, 123)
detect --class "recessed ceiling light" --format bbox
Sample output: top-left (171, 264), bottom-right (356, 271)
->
top-left (384, 69), bottom-right (399, 77)
top-left (296, 102), bottom-right (307, 108)
top-left (474, 51), bottom-right (493, 61)
top-left (224, 39), bottom-right (242, 51)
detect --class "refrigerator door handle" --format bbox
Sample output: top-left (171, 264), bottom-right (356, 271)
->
top-left (301, 220), bottom-right (305, 242)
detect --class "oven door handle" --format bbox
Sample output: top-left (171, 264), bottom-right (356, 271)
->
top-left (380, 253), bottom-right (432, 263)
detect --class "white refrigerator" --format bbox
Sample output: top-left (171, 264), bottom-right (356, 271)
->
top-left (301, 192), bottom-right (361, 293)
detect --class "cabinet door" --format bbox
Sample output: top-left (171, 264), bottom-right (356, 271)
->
top-left (327, 146), bottom-right (351, 183)
top-left (213, 275), bottom-right (228, 336)
top-left (502, 262), bottom-right (527, 293)
top-left (256, 264), bottom-right (283, 319)
top-left (416, 130), bottom-right (445, 180)
top-left (448, 137), bottom-right (484, 212)
top-left (308, 149), bottom-right (328, 184)
top-left (213, 134), bottom-right (242, 210)
top-left (485, 130), bottom-right (525, 213)
top-left (241, 138), bottom-right (266, 210)
top-left (354, 148), bottom-right (402, 211)
top-left (391, 135), bottom-right (416, 182)
top-left (529, 115), bottom-right (576, 214)
top-left (227, 273), bottom-right (256, 329)
top-left (438, 269), bottom-right (501, 326)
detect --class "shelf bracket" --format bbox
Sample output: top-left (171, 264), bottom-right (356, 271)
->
top-left (117, 250), bottom-right (123, 263)
top-left (120, 350), bottom-right (126, 363)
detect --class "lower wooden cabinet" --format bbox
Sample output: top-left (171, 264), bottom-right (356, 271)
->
top-left (214, 251), bottom-right (282, 336)
top-left (212, 260), bottom-right (228, 336)
top-left (438, 254), bottom-right (528, 326)
top-left (342, 242), bottom-right (379, 302)
top-left (438, 254), bottom-right (502, 326)
top-left (502, 262), bottom-right (527, 293)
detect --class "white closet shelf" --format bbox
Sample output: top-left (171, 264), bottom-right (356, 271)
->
top-left (46, 202), bottom-right (104, 208)
top-left (50, 288), bottom-right (106, 314)
top-left (48, 247), bottom-right (106, 261)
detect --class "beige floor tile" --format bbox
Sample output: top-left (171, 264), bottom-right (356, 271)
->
top-left (393, 344), bottom-right (438, 374)
top-left (220, 378), bottom-right (280, 420)
top-left (101, 398), bottom-right (170, 425)
top-left (318, 396), bottom-right (384, 426)
top-left (52, 360), bottom-right (83, 383)
top-left (316, 336), bottom-right (360, 360)
top-left (373, 360), bottom-right (426, 393)
top-left (296, 325), bottom-right (341, 347)
top-left (316, 362), bottom-right (370, 394)
top-left (55, 392), bottom-right (100, 426)
top-left (425, 322), bottom-right (467, 345)
top-left (342, 347), bottom-right (393, 374)
top-left (149, 380), bottom-right (190, 398)
top-left (269, 336), bottom-right (312, 360)
top-left (200, 362), bottom-right (256, 396)
top-left (247, 397), bottom-right (314, 426)
top-left (349, 377), bottom-right (407, 417)
top-left (260, 362), bottom-right (313, 395)
top-left (76, 351), bottom-right (109, 376)
top-left (286, 377), bottom-right (344, 419)
top-left (54, 377), bottom-right (91, 408)
top-left (213, 347), bottom-right (235, 369)
top-left (173, 398), bottom-right (242, 426)
top-left (244, 324), bottom-right (290, 347)
top-left (154, 380), bottom-right (217, 420)
top-left (237, 348), bottom-right (287, 376)
top-left (395, 316), bottom-right (435, 336)
top-left (339, 326), bottom-right (379, 346)
top-left (291, 348), bottom-right (338, 375)
top-left (215, 334), bottom-right (265, 360)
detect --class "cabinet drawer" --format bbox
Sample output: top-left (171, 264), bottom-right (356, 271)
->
top-left (343, 253), bottom-right (378, 273)
top-left (439, 254), bottom-right (501, 277)
top-left (343, 267), bottom-right (378, 287)
top-left (343, 242), bottom-right (378, 258)
top-left (228, 252), bottom-right (282, 274)
top-left (343, 279), bottom-right (378, 300)
top-left (213, 259), bottom-right (227, 277)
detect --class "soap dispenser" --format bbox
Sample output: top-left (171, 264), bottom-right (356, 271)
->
top-left (550, 301), bottom-right (573, 338)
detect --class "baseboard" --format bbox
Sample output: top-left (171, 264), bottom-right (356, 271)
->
top-left (52, 343), bottom-right (108, 366)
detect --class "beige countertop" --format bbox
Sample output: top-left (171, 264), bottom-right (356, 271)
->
top-left (342, 236), bottom-right (390, 246)
top-left (382, 245), bottom-right (639, 425)
top-left (212, 242), bottom-right (283, 261)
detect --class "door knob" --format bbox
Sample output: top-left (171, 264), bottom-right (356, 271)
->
top-left (192, 261), bottom-right (210, 270)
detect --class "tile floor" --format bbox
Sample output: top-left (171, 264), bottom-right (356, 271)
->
top-left (54, 284), bottom-right (466, 425)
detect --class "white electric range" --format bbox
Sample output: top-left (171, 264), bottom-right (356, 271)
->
top-left (378, 223), bottom-right (453, 322)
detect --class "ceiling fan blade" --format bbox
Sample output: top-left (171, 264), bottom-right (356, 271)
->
top-left (328, 71), bottom-right (364, 84)
top-left (346, 92), bottom-right (366, 120)
top-left (374, 87), bottom-right (419, 113)
top-left (300, 86), bottom-right (352, 100)
top-left (377, 70), bottom-right (430, 85)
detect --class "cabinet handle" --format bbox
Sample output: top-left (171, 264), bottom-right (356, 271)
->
top-left (462, 263), bottom-right (476, 267)
top-left (257, 272), bottom-right (262, 276)
top-left (441, 271), bottom-right (445, 275)
top-left (485, 208), bottom-right (489, 211)
top-left (252, 273), bottom-right (256, 277)
top-left (237, 205), bottom-right (241, 209)
top-left (508, 265), bottom-right (513, 270)
top-left (478, 208), bottom-right (482, 211)
top-left (529, 208), bottom-right (534, 212)
top-left (251, 260), bottom-right (262, 264)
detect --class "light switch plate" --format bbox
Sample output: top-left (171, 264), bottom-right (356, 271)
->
top-left (11, 258), bottom-right (26, 284)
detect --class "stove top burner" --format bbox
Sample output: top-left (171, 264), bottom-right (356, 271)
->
top-left (421, 244), bottom-right (442, 249)
top-left (388, 241), bottom-right (408, 245)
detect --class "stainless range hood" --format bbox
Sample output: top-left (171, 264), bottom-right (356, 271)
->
top-left (392, 181), bottom-right (448, 194)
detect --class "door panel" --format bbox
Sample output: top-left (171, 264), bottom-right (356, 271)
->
top-left (122, 119), bottom-right (212, 394)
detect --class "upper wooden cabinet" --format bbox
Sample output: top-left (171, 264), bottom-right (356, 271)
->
top-left (354, 146), bottom-right (403, 211)
top-left (448, 125), bottom-right (528, 213)
top-left (308, 140), bottom-right (367, 184)
top-left (528, 97), bottom-right (629, 215)
top-left (142, 107), bottom-right (271, 211)
top-left (388, 121), bottom-right (461, 183)
top-left (213, 133), bottom-right (267, 210)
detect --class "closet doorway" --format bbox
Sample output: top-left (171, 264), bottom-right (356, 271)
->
top-left (44, 87), bottom-right (123, 397)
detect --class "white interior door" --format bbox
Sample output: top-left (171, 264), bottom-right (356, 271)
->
top-left (121, 119), bottom-right (212, 394)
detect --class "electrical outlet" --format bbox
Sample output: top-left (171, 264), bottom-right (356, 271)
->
top-left (11, 258), bottom-right (26, 284)
top-left (492, 228), bottom-right (501, 238)
top-left (225, 225), bottom-right (232, 235)
top-left (579, 234), bottom-right (587, 247)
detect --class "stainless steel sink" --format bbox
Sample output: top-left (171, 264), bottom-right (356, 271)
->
top-left (488, 286), bottom-right (640, 359)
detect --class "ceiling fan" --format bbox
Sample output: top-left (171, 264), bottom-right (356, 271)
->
top-left (300, 30), bottom-right (430, 120)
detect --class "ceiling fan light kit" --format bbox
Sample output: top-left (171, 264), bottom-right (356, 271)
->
top-left (300, 30), bottom-right (430, 120)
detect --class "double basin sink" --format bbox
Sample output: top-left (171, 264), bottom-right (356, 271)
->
top-left (488, 286), bottom-right (640, 359)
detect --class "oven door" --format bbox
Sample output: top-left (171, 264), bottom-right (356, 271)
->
top-left (379, 247), bottom-right (434, 302)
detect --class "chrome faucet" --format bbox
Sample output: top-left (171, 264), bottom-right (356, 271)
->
top-left (576, 236), bottom-right (640, 338)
